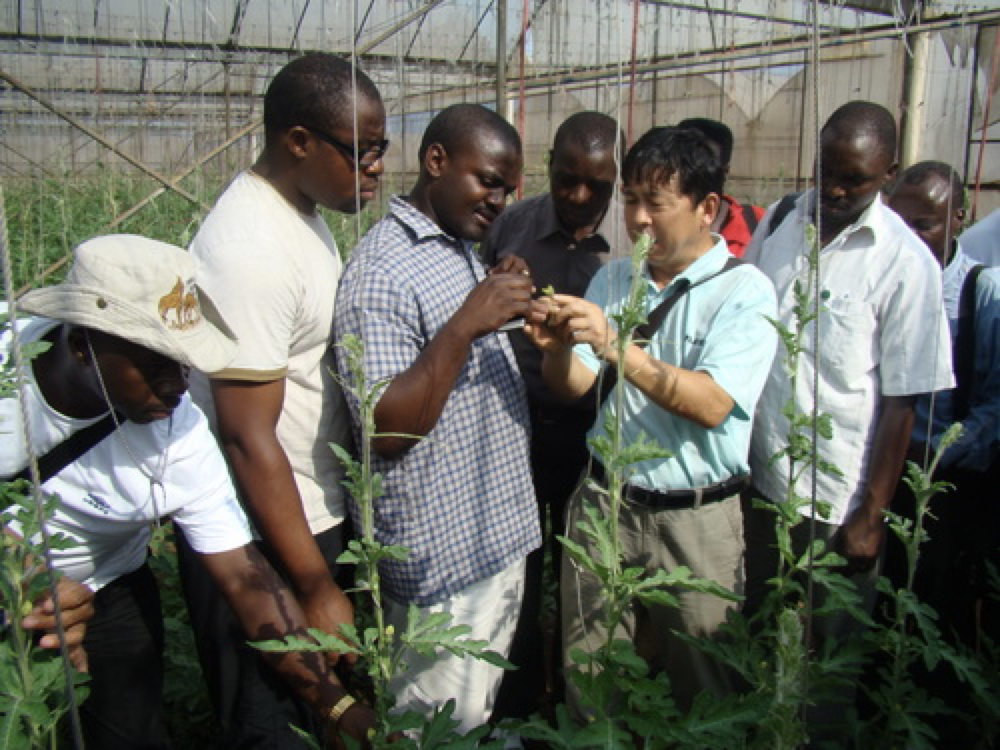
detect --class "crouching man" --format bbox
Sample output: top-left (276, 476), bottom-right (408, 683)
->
top-left (1, 235), bottom-right (372, 749)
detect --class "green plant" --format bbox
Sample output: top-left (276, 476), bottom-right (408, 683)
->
top-left (0, 490), bottom-right (91, 750)
top-left (255, 334), bottom-right (510, 749)
top-left (857, 424), bottom-right (997, 748)
top-left (0, 315), bottom-right (90, 749)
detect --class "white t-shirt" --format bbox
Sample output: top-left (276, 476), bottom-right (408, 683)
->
top-left (189, 172), bottom-right (351, 534)
top-left (959, 209), bottom-right (1000, 267)
top-left (744, 192), bottom-right (954, 525)
top-left (1, 318), bottom-right (253, 590)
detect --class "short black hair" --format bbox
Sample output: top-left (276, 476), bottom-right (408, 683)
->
top-left (418, 103), bottom-right (521, 163)
top-left (263, 53), bottom-right (382, 140)
top-left (677, 117), bottom-right (734, 166)
top-left (622, 126), bottom-right (723, 205)
top-left (552, 111), bottom-right (623, 157)
top-left (822, 100), bottom-right (897, 163)
top-left (893, 160), bottom-right (965, 205)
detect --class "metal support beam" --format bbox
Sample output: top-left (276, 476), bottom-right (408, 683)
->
top-left (16, 119), bottom-right (262, 296)
top-left (356, 0), bottom-right (447, 55)
top-left (501, 7), bottom-right (1000, 94)
top-left (900, 29), bottom-right (931, 167)
top-left (496, 0), bottom-right (507, 115)
top-left (0, 68), bottom-right (208, 210)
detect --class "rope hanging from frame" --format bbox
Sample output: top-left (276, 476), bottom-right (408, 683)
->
top-left (971, 25), bottom-right (1000, 221)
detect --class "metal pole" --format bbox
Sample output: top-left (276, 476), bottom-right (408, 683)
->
top-left (15, 120), bottom-right (262, 297)
top-left (900, 29), bottom-right (931, 168)
top-left (496, 0), bottom-right (507, 117)
top-left (0, 69), bottom-right (207, 209)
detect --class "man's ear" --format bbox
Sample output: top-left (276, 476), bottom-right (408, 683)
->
top-left (884, 161), bottom-right (900, 186)
top-left (701, 192), bottom-right (721, 227)
top-left (284, 126), bottom-right (312, 160)
top-left (423, 143), bottom-right (448, 179)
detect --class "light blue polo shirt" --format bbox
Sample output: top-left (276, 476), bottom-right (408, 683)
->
top-left (577, 236), bottom-right (778, 491)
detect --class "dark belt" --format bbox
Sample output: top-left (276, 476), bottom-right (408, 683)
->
top-left (590, 461), bottom-right (749, 509)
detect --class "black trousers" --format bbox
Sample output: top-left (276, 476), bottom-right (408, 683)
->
top-left (175, 525), bottom-right (344, 749)
top-left (81, 562), bottom-right (171, 750)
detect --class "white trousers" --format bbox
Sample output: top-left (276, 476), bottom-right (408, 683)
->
top-left (385, 558), bottom-right (526, 735)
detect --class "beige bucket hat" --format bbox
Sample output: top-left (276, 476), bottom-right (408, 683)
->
top-left (19, 234), bottom-right (238, 373)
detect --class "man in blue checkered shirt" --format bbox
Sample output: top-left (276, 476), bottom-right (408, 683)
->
top-left (334, 103), bottom-right (542, 734)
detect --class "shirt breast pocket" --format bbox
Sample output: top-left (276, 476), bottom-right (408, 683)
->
top-left (808, 296), bottom-right (876, 378)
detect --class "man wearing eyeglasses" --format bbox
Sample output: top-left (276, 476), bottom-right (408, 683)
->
top-left (178, 53), bottom-right (388, 748)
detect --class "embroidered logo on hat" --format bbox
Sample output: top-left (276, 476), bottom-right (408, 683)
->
top-left (158, 278), bottom-right (203, 331)
top-left (18, 234), bottom-right (237, 373)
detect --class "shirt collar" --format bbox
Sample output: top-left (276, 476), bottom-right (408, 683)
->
top-left (944, 241), bottom-right (976, 285)
top-left (806, 188), bottom-right (881, 247)
top-left (856, 192), bottom-right (888, 239)
top-left (389, 194), bottom-right (467, 248)
top-left (641, 234), bottom-right (731, 293)
top-left (536, 193), bottom-right (617, 253)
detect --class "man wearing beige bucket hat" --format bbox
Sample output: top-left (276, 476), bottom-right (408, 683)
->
top-left (2, 234), bottom-right (371, 749)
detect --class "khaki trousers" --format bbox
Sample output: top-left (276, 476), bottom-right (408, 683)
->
top-left (561, 476), bottom-right (745, 715)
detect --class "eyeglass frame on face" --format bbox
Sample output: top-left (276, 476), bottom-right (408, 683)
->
top-left (303, 126), bottom-right (389, 170)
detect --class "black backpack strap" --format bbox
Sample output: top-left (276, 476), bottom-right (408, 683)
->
top-left (8, 413), bottom-right (121, 485)
top-left (634, 278), bottom-right (692, 344)
top-left (765, 192), bottom-right (801, 239)
top-left (598, 256), bottom-right (745, 406)
top-left (953, 264), bottom-right (986, 421)
top-left (742, 202), bottom-right (760, 235)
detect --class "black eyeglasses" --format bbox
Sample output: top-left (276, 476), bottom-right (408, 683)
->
top-left (304, 127), bottom-right (389, 170)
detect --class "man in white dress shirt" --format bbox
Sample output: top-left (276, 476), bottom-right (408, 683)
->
top-left (742, 102), bottom-right (953, 732)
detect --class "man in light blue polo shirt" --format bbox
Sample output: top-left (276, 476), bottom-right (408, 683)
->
top-left (528, 125), bottom-right (777, 712)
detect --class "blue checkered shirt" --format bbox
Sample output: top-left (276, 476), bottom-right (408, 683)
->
top-left (334, 196), bottom-right (540, 606)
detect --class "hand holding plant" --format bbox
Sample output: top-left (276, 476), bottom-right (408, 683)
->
top-left (20, 577), bottom-right (94, 671)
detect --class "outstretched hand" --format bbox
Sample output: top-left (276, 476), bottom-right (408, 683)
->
top-left (525, 293), bottom-right (617, 360)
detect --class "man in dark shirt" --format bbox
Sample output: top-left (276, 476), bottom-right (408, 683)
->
top-left (480, 111), bottom-right (627, 716)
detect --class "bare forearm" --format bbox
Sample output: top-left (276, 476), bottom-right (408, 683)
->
top-left (227, 566), bottom-right (340, 703)
top-left (837, 395), bottom-right (916, 571)
top-left (533, 291), bottom-right (733, 427)
top-left (373, 322), bottom-right (473, 457)
top-left (212, 379), bottom-right (338, 600)
top-left (372, 269), bottom-right (537, 457)
top-left (613, 343), bottom-right (734, 428)
top-left (222, 437), bottom-right (335, 597)
top-left (861, 394), bottom-right (916, 516)
top-left (203, 548), bottom-right (362, 735)
top-left (541, 347), bottom-right (596, 402)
